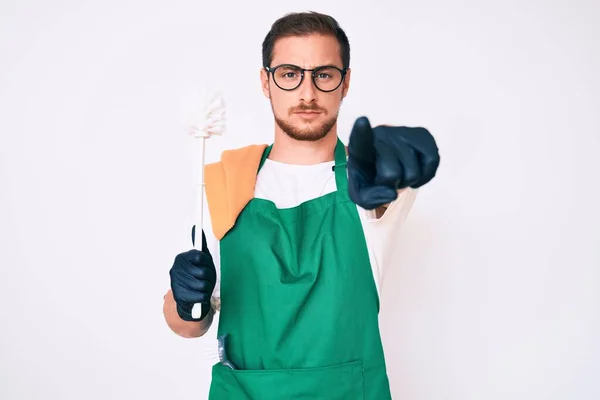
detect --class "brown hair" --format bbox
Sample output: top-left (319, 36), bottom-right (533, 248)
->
top-left (262, 11), bottom-right (350, 69)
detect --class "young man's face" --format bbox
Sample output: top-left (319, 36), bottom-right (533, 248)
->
top-left (261, 34), bottom-right (351, 142)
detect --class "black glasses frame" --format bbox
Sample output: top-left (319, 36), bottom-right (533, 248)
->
top-left (264, 64), bottom-right (348, 93)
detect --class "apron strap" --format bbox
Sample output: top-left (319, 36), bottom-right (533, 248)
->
top-left (258, 145), bottom-right (273, 172)
top-left (333, 138), bottom-right (348, 194)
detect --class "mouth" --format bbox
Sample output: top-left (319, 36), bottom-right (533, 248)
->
top-left (294, 111), bottom-right (322, 119)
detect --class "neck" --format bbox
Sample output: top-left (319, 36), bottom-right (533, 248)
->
top-left (269, 124), bottom-right (338, 165)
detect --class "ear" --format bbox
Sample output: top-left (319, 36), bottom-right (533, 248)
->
top-left (260, 68), bottom-right (270, 99)
top-left (342, 68), bottom-right (351, 98)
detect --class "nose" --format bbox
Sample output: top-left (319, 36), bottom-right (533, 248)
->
top-left (298, 73), bottom-right (318, 103)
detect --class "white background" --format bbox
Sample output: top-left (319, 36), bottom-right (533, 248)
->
top-left (1, 1), bottom-right (598, 399)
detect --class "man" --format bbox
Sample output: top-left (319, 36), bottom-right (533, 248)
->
top-left (163, 11), bottom-right (440, 399)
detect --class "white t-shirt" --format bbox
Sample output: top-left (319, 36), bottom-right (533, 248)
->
top-left (204, 158), bottom-right (418, 302)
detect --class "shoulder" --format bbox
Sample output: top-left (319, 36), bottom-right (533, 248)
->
top-left (216, 144), bottom-right (268, 165)
top-left (204, 144), bottom-right (268, 240)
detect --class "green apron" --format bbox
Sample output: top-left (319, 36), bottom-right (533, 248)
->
top-left (208, 138), bottom-right (391, 399)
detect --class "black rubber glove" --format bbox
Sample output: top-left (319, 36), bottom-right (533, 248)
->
top-left (169, 226), bottom-right (216, 321)
top-left (347, 116), bottom-right (440, 210)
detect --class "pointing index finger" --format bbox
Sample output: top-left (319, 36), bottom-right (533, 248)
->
top-left (348, 116), bottom-right (376, 171)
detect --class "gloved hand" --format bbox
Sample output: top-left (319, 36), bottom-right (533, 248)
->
top-left (169, 226), bottom-right (216, 321)
top-left (347, 116), bottom-right (440, 210)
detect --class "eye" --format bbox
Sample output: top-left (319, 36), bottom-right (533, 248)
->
top-left (314, 67), bottom-right (340, 81)
top-left (277, 66), bottom-right (301, 80)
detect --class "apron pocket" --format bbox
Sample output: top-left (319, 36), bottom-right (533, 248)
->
top-left (209, 360), bottom-right (364, 400)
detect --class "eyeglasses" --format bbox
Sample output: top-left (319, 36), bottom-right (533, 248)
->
top-left (264, 64), bottom-right (347, 93)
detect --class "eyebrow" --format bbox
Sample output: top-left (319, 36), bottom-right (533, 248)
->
top-left (271, 62), bottom-right (343, 69)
